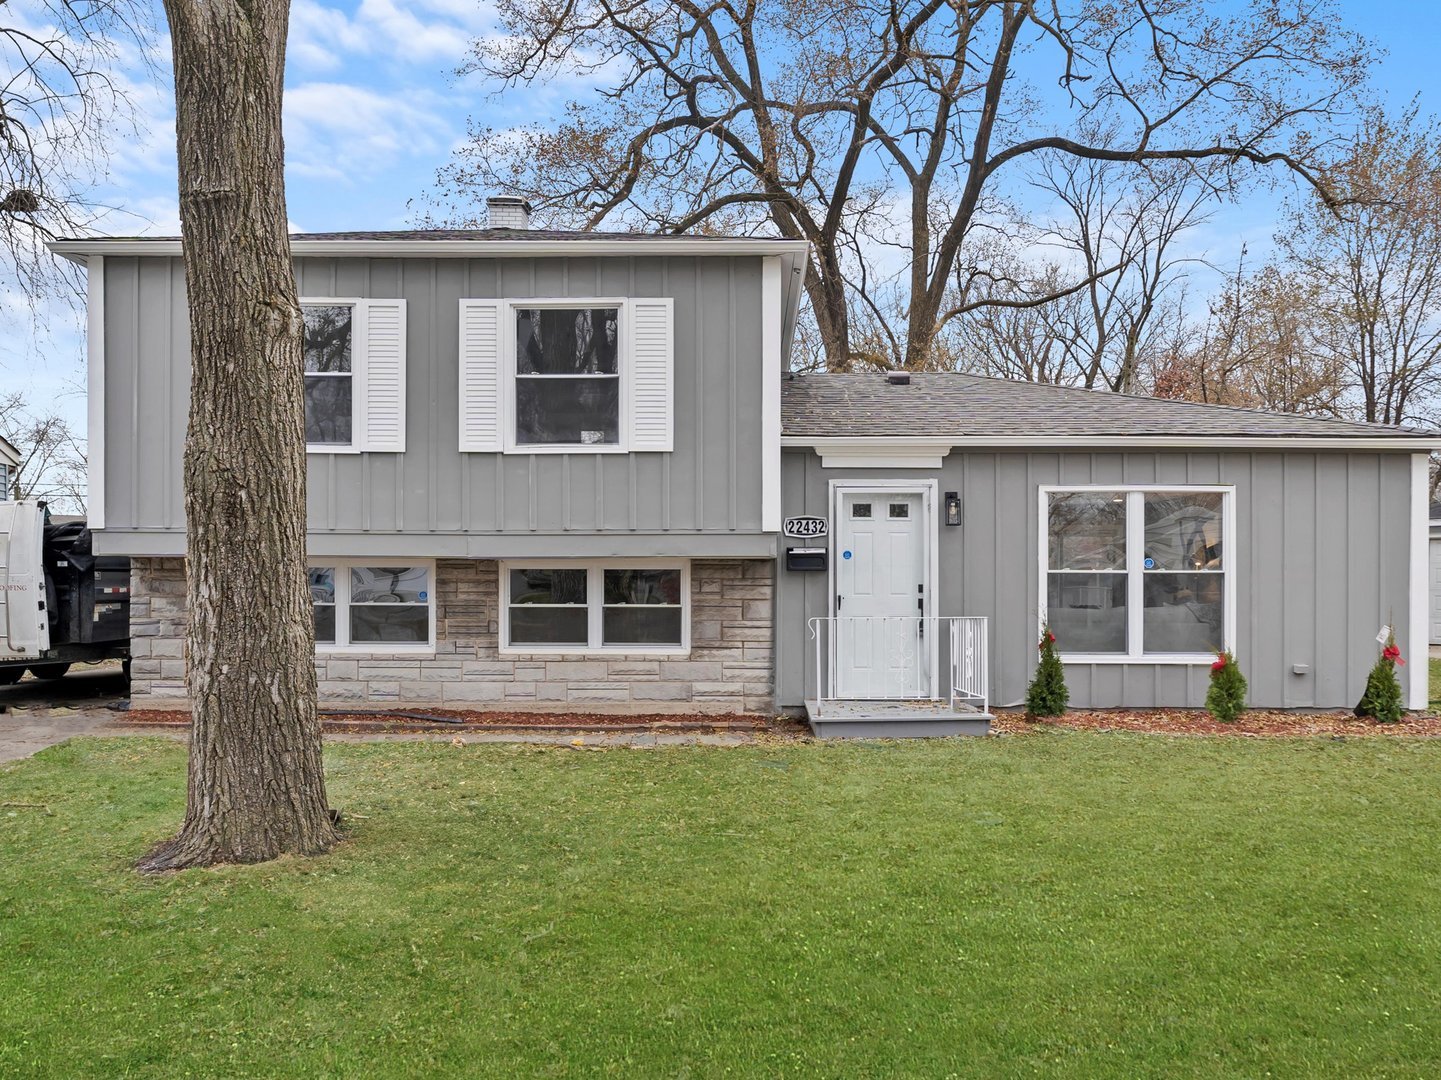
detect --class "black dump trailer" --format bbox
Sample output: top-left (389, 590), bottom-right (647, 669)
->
top-left (0, 501), bottom-right (130, 685)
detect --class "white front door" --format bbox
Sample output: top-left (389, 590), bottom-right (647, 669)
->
top-left (835, 490), bottom-right (928, 698)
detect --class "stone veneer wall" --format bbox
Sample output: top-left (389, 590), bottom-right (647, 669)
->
top-left (128, 557), bottom-right (774, 714)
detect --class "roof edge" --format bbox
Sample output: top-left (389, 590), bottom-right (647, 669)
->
top-left (48, 236), bottom-right (813, 262)
top-left (782, 434), bottom-right (1441, 451)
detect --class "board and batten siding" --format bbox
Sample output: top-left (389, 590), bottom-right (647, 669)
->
top-left (776, 447), bottom-right (1416, 711)
top-left (97, 255), bottom-right (769, 557)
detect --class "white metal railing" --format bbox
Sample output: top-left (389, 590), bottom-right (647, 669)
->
top-left (805, 615), bottom-right (988, 717)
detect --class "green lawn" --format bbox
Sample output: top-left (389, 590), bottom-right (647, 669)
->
top-left (4, 736), bottom-right (1441, 1078)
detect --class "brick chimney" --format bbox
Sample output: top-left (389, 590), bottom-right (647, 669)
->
top-left (486, 196), bottom-right (532, 230)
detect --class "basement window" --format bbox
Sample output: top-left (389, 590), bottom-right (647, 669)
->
top-left (309, 560), bottom-right (435, 652)
top-left (501, 560), bottom-right (689, 653)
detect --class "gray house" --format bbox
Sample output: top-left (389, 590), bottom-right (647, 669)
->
top-left (51, 206), bottom-right (1439, 735)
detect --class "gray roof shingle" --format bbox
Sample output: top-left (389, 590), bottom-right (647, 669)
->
top-left (781, 372), bottom-right (1438, 442)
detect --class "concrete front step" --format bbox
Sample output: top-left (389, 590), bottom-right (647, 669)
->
top-left (803, 699), bottom-right (993, 739)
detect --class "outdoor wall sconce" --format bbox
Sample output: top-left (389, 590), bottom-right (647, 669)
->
top-left (944, 491), bottom-right (962, 526)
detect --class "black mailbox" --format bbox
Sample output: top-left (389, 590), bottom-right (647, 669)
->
top-left (786, 546), bottom-right (828, 572)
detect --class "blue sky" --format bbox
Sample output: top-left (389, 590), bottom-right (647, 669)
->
top-left (6, 0), bottom-right (1441, 436)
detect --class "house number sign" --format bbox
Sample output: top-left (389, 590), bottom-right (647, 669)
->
top-left (783, 516), bottom-right (829, 539)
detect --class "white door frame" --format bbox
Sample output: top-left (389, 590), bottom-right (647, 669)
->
top-left (827, 478), bottom-right (940, 698)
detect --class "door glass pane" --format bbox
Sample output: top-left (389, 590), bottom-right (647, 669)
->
top-left (509, 606), bottom-right (589, 645)
top-left (1047, 573), bottom-right (1126, 653)
top-left (509, 569), bottom-right (587, 605)
top-left (604, 569), bottom-right (682, 605)
top-left (851, 503), bottom-right (872, 518)
top-left (516, 308), bottom-right (619, 375)
top-left (1144, 492), bottom-right (1224, 570)
top-left (302, 305), bottom-right (352, 372)
top-left (351, 567), bottom-right (428, 604)
top-left (515, 377), bottom-right (620, 445)
top-left (888, 503), bottom-right (910, 519)
top-left (603, 607), bottom-right (683, 646)
top-left (304, 375), bottom-right (351, 444)
top-left (1143, 573), bottom-right (1224, 653)
top-left (350, 605), bottom-right (429, 644)
top-left (1049, 492), bottom-right (1126, 570)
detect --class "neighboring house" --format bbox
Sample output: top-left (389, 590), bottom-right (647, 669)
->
top-left (0, 435), bottom-right (16, 500)
top-left (50, 204), bottom-right (1441, 735)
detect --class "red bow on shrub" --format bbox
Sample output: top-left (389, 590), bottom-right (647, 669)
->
top-left (1383, 643), bottom-right (1405, 666)
top-left (1039, 631), bottom-right (1055, 651)
top-left (1211, 655), bottom-right (1228, 674)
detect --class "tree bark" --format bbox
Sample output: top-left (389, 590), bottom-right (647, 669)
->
top-left (139, 0), bottom-right (339, 871)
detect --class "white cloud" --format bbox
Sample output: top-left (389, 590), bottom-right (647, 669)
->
top-left (284, 82), bottom-right (452, 183)
top-left (289, 0), bottom-right (495, 73)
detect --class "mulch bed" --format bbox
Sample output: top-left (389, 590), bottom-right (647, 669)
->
top-left (121, 707), bottom-right (777, 735)
top-left (991, 708), bottom-right (1441, 737)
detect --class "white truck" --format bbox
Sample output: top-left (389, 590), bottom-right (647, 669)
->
top-left (0, 500), bottom-right (130, 685)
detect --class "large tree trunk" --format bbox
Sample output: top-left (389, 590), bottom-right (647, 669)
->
top-left (139, 0), bottom-right (339, 871)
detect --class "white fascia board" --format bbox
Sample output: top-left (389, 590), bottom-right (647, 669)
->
top-left (784, 435), bottom-right (1441, 452)
top-left (48, 237), bottom-right (814, 263)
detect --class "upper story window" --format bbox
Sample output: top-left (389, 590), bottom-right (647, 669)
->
top-left (303, 304), bottom-right (354, 446)
top-left (1043, 487), bottom-right (1232, 662)
top-left (458, 297), bottom-right (674, 455)
top-left (514, 306), bottom-right (620, 446)
top-left (0, 462), bottom-right (9, 500)
top-left (300, 298), bottom-right (408, 454)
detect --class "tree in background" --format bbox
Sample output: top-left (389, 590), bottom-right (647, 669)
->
top-left (952, 151), bottom-right (1213, 392)
top-left (1273, 103), bottom-right (1441, 427)
top-left (1147, 258), bottom-right (1348, 415)
top-left (0, 390), bottom-right (87, 511)
top-left (432, 0), bottom-right (1368, 371)
top-left (0, 1), bottom-right (151, 305)
top-left (138, 0), bottom-right (339, 871)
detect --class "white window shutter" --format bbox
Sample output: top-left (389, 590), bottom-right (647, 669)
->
top-left (459, 299), bottom-right (505, 452)
top-left (628, 298), bottom-right (673, 451)
top-left (360, 298), bottom-right (407, 452)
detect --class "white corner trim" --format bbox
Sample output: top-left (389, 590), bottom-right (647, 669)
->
top-left (818, 443), bottom-right (953, 469)
top-left (85, 256), bottom-right (105, 529)
top-left (1409, 453), bottom-right (1429, 709)
top-left (761, 257), bottom-right (782, 531)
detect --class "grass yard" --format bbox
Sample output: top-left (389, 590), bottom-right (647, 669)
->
top-left (3, 736), bottom-right (1441, 1078)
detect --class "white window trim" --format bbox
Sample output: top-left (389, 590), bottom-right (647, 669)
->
top-left (302, 297), bottom-right (365, 455)
top-left (310, 557), bottom-right (437, 655)
top-left (499, 557), bottom-right (691, 656)
top-left (1038, 484), bottom-right (1237, 665)
top-left (500, 298), bottom-right (631, 455)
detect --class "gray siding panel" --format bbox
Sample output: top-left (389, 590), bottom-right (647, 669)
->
top-left (775, 447), bottom-right (1416, 711)
top-left (102, 254), bottom-right (768, 553)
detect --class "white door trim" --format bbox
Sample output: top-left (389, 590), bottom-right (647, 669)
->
top-left (827, 478), bottom-right (940, 697)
